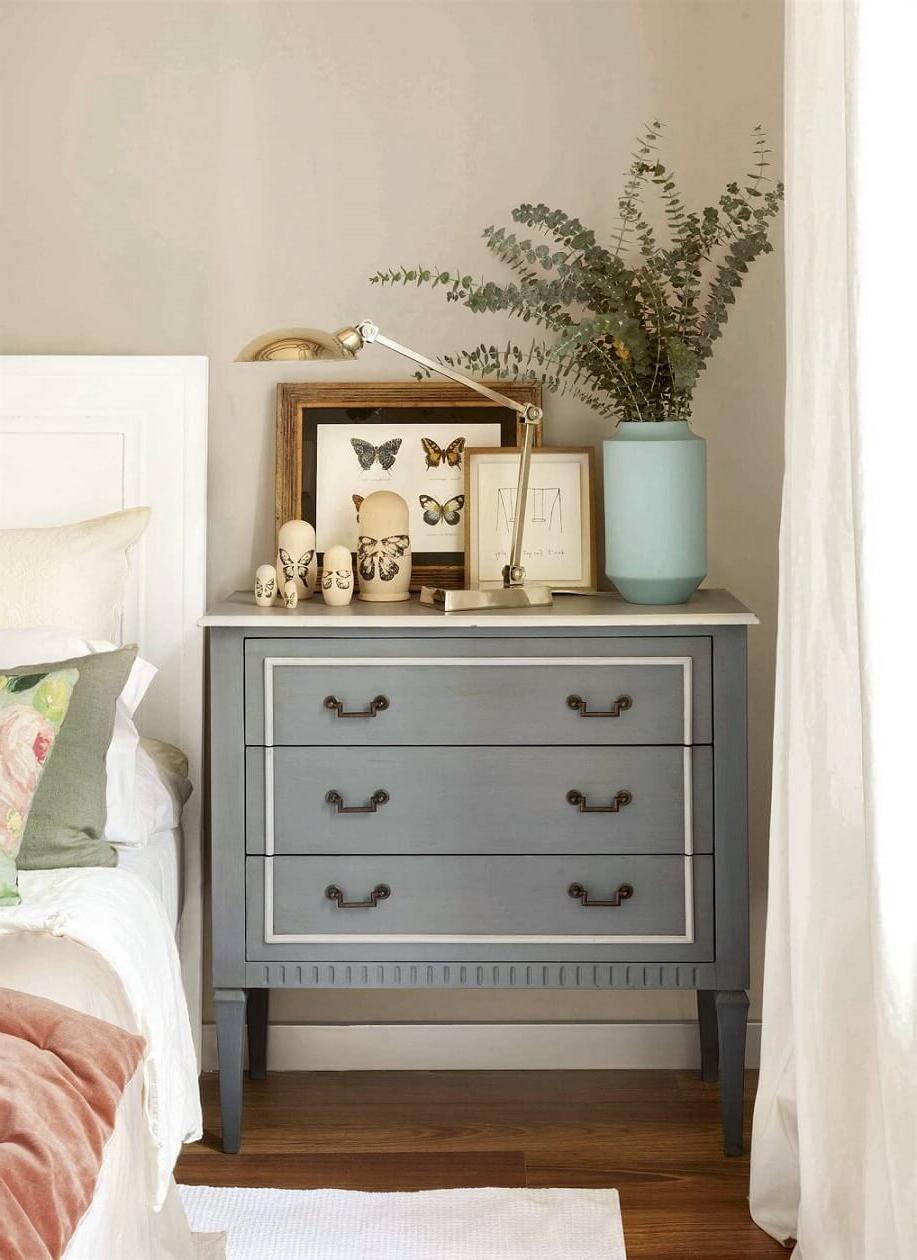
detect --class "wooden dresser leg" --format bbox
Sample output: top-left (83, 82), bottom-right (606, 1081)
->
top-left (715, 989), bottom-right (749, 1156)
top-left (214, 987), bottom-right (246, 1153)
top-left (697, 989), bottom-right (719, 1082)
top-left (246, 988), bottom-right (269, 1080)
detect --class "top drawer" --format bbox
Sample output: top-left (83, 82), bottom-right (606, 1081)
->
top-left (244, 637), bottom-right (711, 746)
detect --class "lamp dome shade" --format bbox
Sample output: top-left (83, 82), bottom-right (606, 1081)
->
top-left (235, 328), bottom-right (355, 362)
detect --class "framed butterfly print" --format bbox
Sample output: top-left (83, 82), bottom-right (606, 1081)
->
top-left (275, 380), bottom-right (542, 590)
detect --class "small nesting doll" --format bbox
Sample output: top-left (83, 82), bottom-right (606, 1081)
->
top-left (282, 579), bottom-right (298, 609)
top-left (321, 543), bottom-right (354, 607)
top-left (276, 519), bottom-right (317, 600)
top-left (253, 564), bottom-right (277, 607)
top-left (357, 490), bottom-right (411, 602)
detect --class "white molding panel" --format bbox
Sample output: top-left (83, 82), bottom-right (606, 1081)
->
top-left (0, 355), bottom-right (208, 1063)
top-left (261, 655), bottom-right (696, 948)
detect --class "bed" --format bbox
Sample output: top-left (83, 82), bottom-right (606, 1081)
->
top-left (0, 356), bottom-right (209, 1259)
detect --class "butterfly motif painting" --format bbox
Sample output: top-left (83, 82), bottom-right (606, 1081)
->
top-left (277, 546), bottom-right (315, 586)
top-left (253, 564), bottom-right (277, 607)
top-left (350, 437), bottom-right (403, 472)
top-left (358, 534), bottom-right (410, 582)
top-left (421, 436), bottom-right (465, 470)
top-left (322, 570), bottom-right (352, 591)
top-left (419, 494), bottom-right (465, 527)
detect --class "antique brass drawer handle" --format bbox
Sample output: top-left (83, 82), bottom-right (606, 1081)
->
top-left (323, 694), bottom-right (390, 719)
top-left (325, 789), bottom-right (390, 814)
top-left (568, 881), bottom-right (634, 908)
top-left (325, 883), bottom-right (391, 909)
top-left (566, 693), bottom-right (632, 718)
top-left (566, 789), bottom-right (633, 813)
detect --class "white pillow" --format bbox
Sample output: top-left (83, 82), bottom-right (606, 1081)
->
top-left (103, 653), bottom-right (157, 846)
top-left (0, 629), bottom-right (156, 847)
top-left (135, 738), bottom-right (192, 838)
top-left (0, 507), bottom-right (150, 641)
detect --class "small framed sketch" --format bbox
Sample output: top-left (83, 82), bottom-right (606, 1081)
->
top-left (464, 446), bottom-right (597, 591)
top-left (275, 381), bottom-right (542, 590)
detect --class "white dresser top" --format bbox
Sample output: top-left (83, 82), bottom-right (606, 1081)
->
top-left (200, 588), bottom-right (757, 628)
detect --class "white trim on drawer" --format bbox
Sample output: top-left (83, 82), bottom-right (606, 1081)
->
top-left (260, 655), bottom-right (697, 945)
top-left (264, 746), bottom-right (276, 856)
top-left (261, 855), bottom-right (696, 947)
top-left (261, 655), bottom-right (694, 745)
top-left (683, 746), bottom-right (693, 857)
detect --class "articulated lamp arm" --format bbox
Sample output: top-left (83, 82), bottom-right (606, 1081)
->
top-left (338, 321), bottom-right (541, 423)
top-left (335, 321), bottom-right (542, 587)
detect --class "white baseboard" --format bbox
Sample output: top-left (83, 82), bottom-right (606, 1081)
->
top-left (201, 1021), bottom-right (761, 1073)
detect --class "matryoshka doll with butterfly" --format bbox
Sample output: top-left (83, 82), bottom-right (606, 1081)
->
top-left (321, 543), bottom-right (354, 607)
top-left (276, 519), bottom-right (317, 600)
top-left (357, 491), bottom-right (411, 602)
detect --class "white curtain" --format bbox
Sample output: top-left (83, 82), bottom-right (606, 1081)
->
top-left (750, 2), bottom-right (917, 1256)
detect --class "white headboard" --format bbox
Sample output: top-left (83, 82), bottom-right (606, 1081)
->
top-left (0, 355), bottom-right (208, 1058)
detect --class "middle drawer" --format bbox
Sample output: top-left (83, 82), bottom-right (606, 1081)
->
top-left (246, 745), bottom-right (712, 856)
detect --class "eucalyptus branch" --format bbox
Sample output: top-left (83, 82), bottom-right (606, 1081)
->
top-left (372, 126), bottom-right (782, 423)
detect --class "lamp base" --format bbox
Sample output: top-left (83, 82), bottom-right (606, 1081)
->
top-left (419, 585), bottom-right (554, 613)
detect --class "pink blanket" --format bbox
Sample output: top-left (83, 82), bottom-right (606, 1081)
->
top-left (0, 988), bottom-right (145, 1260)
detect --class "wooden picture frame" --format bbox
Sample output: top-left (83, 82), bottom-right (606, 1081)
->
top-left (464, 445), bottom-right (597, 592)
top-left (276, 380), bottom-right (543, 590)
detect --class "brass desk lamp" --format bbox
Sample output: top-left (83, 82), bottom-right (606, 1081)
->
top-left (237, 320), bottom-right (552, 612)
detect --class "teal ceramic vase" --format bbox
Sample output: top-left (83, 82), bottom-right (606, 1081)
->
top-left (603, 421), bottom-right (707, 604)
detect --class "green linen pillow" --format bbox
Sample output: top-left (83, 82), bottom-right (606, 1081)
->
top-left (0, 668), bottom-right (80, 905)
top-left (8, 647), bottom-right (137, 871)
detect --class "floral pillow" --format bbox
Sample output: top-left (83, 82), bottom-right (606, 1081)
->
top-left (0, 669), bottom-right (79, 906)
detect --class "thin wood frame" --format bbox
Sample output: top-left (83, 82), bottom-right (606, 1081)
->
top-left (276, 380), bottom-right (543, 590)
top-left (463, 445), bottom-right (598, 592)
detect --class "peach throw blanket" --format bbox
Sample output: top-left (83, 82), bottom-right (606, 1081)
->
top-left (0, 988), bottom-right (145, 1260)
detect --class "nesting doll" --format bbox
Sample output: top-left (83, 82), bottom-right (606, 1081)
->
top-left (276, 519), bottom-right (317, 600)
top-left (282, 579), bottom-right (298, 609)
top-left (253, 564), bottom-right (277, 607)
top-left (357, 491), bottom-right (411, 602)
top-left (321, 543), bottom-right (354, 607)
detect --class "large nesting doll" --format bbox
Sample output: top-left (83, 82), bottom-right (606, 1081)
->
top-left (276, 519), bottom-right (317, 600)
top-left (357, 491), bottom-right (411, 602)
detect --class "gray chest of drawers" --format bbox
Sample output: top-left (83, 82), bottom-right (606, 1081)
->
top-left (203, 590), bottom-right (755, 1155)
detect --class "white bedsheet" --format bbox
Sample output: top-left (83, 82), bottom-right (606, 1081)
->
top-left (67, 1072), bottom-right (198, 1260)
top-left (0, 866), bottom-right (202, 1207)
top-left (119, 826), bottom-right (184, 933)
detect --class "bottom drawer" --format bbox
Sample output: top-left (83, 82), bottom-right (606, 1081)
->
top-left (246, 854), bottom-right (712, 959)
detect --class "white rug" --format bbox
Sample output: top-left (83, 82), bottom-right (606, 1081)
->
top-left (179, 1184), bottom-right (627, 1260)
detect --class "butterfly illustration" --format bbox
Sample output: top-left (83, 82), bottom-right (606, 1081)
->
top-left (278, 547), bottom-right (314, 585)
top-left (322, 570), bottom-right (352, 591)
top-left (421, 436), bottom-right (465, 470)
top-left (350, 437), bottom-right (403, 471)
top-left (358, 534), bottom-right (410, 582)
top-left (255, 575), bottom-right (275, 599)
top-left (419, 494), bottom-right (465, 526)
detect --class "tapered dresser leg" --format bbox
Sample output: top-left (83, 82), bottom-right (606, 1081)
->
top-left (214, 987), bottom-right (246, 1153)
top-left (715, 989), bottom-right (749, 1156)
top-left (696, 989), bottom-right (719, 1082)
top-left (247, 988), bottom-right (269, 1080)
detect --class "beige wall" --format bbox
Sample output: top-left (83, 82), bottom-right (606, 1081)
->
top-left (0, 0), bottom-right (784, 1027)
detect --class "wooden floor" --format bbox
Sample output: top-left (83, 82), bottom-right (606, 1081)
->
top-left (177, 1069), bottom-right (786, 1260)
